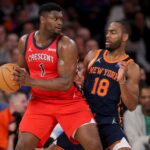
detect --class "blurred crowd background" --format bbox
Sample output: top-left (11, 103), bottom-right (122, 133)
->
top-left (0, 0), bottom-right (150, 150)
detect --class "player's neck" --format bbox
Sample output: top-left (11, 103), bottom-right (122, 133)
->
top-left (37, 30), bottom-right (56, 42)
top-left (107, 48), bottom-right (126, 60)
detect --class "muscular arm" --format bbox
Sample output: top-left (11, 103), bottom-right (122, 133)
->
top-left (27, 36), bottom-right (78, 91)
top-left (120, 62), bottom-right (140, 111)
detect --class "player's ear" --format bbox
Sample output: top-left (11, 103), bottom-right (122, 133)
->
top-left (122, 33), bottom-right (128, 42)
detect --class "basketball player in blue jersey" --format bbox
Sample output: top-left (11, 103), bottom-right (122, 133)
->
top-left (83, 20), bottom-right (140, 150)
top-left (48, 20), bottom-right (140, 150)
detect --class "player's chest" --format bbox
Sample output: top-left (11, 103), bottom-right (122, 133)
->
top-left (89, 60), bottom-right (119, 80)
top-left (25, 48), bottom-right (58, 72)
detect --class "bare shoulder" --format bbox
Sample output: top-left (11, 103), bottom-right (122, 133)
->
top-left (84, 50), bottom-right (99, 67)
top-left (19, 34), bottom-right (28, 45)
top-left (59, 35), bottom-right (76, 48)
top-left (57, 35), bottom-right (77, 60)
top-left (84, 49), bottom-right (99, 70)
top-left (127, 61), bottom-right (140, 79)
top-left (18, 34), bottom-right (29, 52)
top-left (58, 35), bottom-right (77, 58)
top-left (86, 50), bottom-right (98, 60)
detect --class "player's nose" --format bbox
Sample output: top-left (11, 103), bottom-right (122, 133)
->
top-left (57, 19), bottom-right (63, 26)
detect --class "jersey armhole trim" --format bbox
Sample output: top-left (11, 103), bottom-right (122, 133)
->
top-left (126, 59), bottom-right (134, 65)
top-left (56, 35), bottom-right (63, 58)
top-left (23, 34), bottom-right (30, 56)
top-left (87, 49), bottom-right (101, 70)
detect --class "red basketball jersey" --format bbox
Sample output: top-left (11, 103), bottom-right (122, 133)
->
top-left (25, 32), bottom-right (83, 101)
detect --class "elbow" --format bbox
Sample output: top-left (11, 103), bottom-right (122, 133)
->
top-left (128, 106), bottom-right (137, 111)
top-left (128, 103), bottom-right (138, 111)
top-left (126, 96), bottom-right (139, 111)
top-left (63, 85), bottom-right (71, 91)
top-left (62, 79), bottom-right (72, 91)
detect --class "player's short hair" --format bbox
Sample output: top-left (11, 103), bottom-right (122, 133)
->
top-left (39, 3), bottom-right (63, 16)
top-left (112, 20), bottom-right (131, 36)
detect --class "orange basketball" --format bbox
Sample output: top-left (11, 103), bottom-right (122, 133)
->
top-left (0, 63), bottom-right (20, 93)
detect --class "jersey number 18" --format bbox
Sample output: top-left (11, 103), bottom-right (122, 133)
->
top-left (91, 78), bottom-right (109, 96)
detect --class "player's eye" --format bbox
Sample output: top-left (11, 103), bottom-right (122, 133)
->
top-left (54, 17), bottom-right (57, 21)
top-left (49, 17), bottom-right (57, 21)
top-left (50, 17), bottom-right (57, 21)
top-left (111, 30), bottom-right (116, 34)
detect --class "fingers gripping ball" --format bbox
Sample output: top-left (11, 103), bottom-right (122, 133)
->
top-left (0, 63), bottom-right (20, 93)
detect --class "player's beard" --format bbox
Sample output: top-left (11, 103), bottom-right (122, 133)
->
top-left (107, 39), bottom-right (122, 52)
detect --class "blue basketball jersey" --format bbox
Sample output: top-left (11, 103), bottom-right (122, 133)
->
top-left (84, 49), bottom-right (133, 125)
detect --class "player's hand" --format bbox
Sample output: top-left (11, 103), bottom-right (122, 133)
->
top-left (12, 67), bottom-right (31, 86)
top-left (74, 68), bottom-right (85, 88)
top-left (117, 61), bottom-right (128, 84)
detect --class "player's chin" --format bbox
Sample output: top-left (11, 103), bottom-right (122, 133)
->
top-left (55, 29), bottom-right (62, 34)
top-left (105, 45), bottom-right (110, 50)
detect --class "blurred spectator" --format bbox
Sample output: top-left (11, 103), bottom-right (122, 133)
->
top-left (76, 27), bottom-right (91, 41)
top-left (85, 38), bottom-right (99, 53)
top-left (0, 0), bottom-right (15, 32)
top-left (75, 36), bottom-right (85, 61)
top-left (123, 0), bottom-right (140, 21)
top-left (9, 48), bottom-right (19, 64)
top-left (6, 33), bottom-right (19, 52)
top-left (139, 66), bottom-right (147, 88)
top-left (72, 19), bottom-right (81, 32)
top-left (62, 22), bottom-right (76, 39)
top-left (130, 11), bottom-right (150, 72)
top-left (124, 84), bottom-right (150, 150)
top-left (14, 7), bottom-right (30, 35)
top-left (107, 0), bottom-right (139, 29)
top-left (22, 21), bottom-right (36, 35)
top-left (0, 0), bottom-right (14, 19)
top-left (0, 92), bottom-right (27, 150)
top-left (16, 8), bottom-right (29, 25)
top-left (107, 0), bottom-right (124, 25)
top-left (25, 1), bottom-right (39, 20)
top-left (139, 0), bottom-right (150, 18)
top-left (0, 25), bottom-right (11, 65)
top-left (140, 67), bottom-right (147, 81)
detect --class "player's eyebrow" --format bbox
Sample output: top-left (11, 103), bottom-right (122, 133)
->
top-left (105, 29), bottom-right (116, 34)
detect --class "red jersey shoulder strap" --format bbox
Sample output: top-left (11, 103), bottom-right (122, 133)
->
top-left (50, 34), bottom-right (63, 49)
top-left (23, 32), bottom-right (33, 55)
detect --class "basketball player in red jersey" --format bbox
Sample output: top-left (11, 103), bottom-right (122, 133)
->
top-left (12, 3), bottom-right (102, 150)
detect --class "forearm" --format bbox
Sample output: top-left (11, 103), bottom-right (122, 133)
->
top-left (120, 83), bottom-right (138, 110)
top-left (28, 77), bottom-right (72, 91)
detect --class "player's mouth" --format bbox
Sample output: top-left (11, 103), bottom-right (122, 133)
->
top-left (56, 27), bottom-right (62, 30)
top-left (105, 40), bottom-right (111, 47)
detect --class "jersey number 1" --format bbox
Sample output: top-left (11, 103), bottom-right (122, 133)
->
top-left (39, 63), bottom-right (45, 77)
top-left (91, 78), bottom-right (109, 96)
